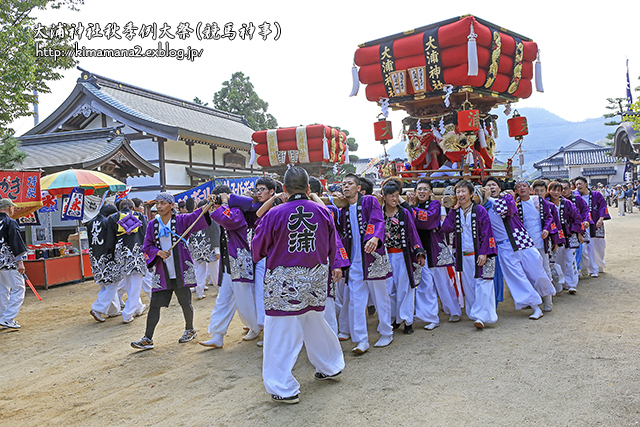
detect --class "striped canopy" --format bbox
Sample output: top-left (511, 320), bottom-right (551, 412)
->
top-left (41, 169), bottom-right (126, 196)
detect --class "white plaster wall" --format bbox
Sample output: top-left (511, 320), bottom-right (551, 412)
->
top-left (164, 139), bottom-right (189, 162)
top-left (130, 139), bottom-right (159, 160)
top-left (165, 163), bottom-right (190, 186)
top-left (192, 143), bottom-right (213, 165)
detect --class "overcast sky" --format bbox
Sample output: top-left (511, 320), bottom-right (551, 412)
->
top-left (11, 0), bottom-right (640, 159)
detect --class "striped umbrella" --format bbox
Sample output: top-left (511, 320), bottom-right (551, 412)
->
top-left (41, 169), bottom-right (126, 196)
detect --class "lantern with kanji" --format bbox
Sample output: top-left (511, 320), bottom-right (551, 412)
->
top-left (507, 110), bottom-right (528, 140)
top-left (457, 100), bottom-right (481, 133)
top-left (374, 119), bottom-right (393, 144)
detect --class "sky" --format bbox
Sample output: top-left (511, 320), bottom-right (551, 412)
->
top-left (10, 0), bottom-right (640, 160)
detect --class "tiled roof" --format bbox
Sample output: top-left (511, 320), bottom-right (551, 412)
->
top-left (582, 167), bottom-right (617, 176)
top-left (17, 127), bottom-right (158, 177)
top-left (533, 157), bottom-right (565, 168)
top-left (564, 149), bottom-right (617, 165)
top-left (538, 169), bottom-right (569, 179)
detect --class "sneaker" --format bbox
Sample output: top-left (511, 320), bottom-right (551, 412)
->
top-left (204, 285), bottom-right (209, 290)
top-left (271, 394), bottom-right (299, 404)
top-left (315, 371), bottom-right (342, 381)
top-left (131, 336), bottom-right (154, 350)
top-left (178, 329), bottom-right (197, 343)
top-left (135, 304), bottom-right (148, 317)
top-left (90, 309), bottom-right (105, 323)
top-left (196, 295), bottom-right (207, 300)
top-left (0, 319), bottom-right (20, 329)
top-left (590, 273), bottom-right (599, 278)
top-left (122, 317), bottom-right (134, 324)
top-left (374, 334), bottom-right (393, 347)
top-left (337, 332), bottom-right (350, 341)
top-left (474, 320), bottom-right (485, 329)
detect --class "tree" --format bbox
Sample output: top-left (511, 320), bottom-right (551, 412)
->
top-left (0, 133), bottom-right (27, 168)
top-left (209, 72), bottom-right (278, 131)
top-left (192, 96), bottom-right (208, 107)
top-left (603, 97), bottom-right (629, 142)
top-left (332, 126), bottom-right (359, 163)
top-left (0, 0), bottom-right (82, 137)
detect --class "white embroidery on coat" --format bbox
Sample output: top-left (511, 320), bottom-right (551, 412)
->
top-left (367, 251), bottom-right (391, 279)
top-left (263, 263), bottom-right (329, 312)
top-left (230, 248), bottom-right (253, 281)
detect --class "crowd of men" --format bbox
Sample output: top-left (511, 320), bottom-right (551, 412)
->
top-left (0, 168), bottom-right (625, 404)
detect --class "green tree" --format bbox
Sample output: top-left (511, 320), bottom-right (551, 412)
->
top-left (0, 0), bottom-right (82, 137)
top-left (192, 96), bottom-right (208, 107)
top-left (209, 72), bottom-right (278, 131)
top-left (332, 126), bottom-right (359, 163)
top-left (0, 133), bottom-right (27, 168)
top-left (603, 97), bottom-right (629, 143)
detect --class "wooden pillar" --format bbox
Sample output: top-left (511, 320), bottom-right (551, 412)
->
top-left (211, 145), bottom-right (216, 170)
top-left (186, 141), bottom-right (194, 167)
top-left (158, 138), bottom-right (167, 191)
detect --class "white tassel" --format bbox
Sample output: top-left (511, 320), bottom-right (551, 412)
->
top-left (478, 127), bottom-right (487, 148)
top-left (535, 49), bottom-right (544, 93)
top-left (467, 22), bottom-right (478, 76)
top-left (249, 141), bottom-right (256, 166)
top-left (333, 163), bottom-right (339, 174)
top-left (431, 123), bottom-right (442, 140)
top-left (416, 119), bottom-right (423, 136)
top-left (322, 135), bottom-right (330, 160)
top-left (344, 145), bottom-right (350, 163)
top-left (380, 97), bottom-right (390, 118)
top-left (466, 151), bottom-right (474, 166)
top-left (349, 62), bottom-right (360, 97)
top-left (443, 84), bottom-right (453, 107)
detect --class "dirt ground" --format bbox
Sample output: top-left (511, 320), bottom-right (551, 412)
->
top-left (2, 206), bottom-right (640, 427)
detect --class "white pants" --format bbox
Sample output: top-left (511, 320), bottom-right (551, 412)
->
top-left (119, 273), bottom-right (144, 321)
top-left (555, 246), bottom-right (578, 289)
top-left (496, 242), bottom-right (547, 310)
top-left (263, 311), bottom-right (345, 398)
top-left (323, 297), bottom-right (338, 336)
top-left (431, 266), bottom-right (462, 316)
top-left (0, 269), bottom-right (25, 323)
top-left (387, 252), bottom-right (415, 326)
top-left (91, 282), bottom-right (122, 316)
top-left (254, 258), bottom-right (266, 329)
top-left (347, 261), bottom-right (392, 344)
top-left (207, 272), bottom-right (258, 338)
top-left (141, 269), bottom-right (153, 300)
top-left (537, 247), bottom-right (553, 283)
top-left (336, 279), bottom-right (350, 335)
top-left (460, 255), bottom-right (497, 324)
top-left (414, 266), bottom-right (440, 324)
top-left (195, 260), bottom-right (218, 298)
top-left (581, 240), bottom-right (599, 275)
top-left (587, 238), bottom-right (606, 273)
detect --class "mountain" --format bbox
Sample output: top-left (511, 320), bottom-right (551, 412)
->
top-left (382, 107), bottom-right (611, 177)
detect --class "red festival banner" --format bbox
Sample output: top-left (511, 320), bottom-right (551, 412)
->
top-left (0, 171), bottom-right (43, 219)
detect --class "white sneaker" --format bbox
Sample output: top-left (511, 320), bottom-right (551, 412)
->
top-left (135, 304), bottom-right (147, 317)
top-left (590, 273), bottom-right (599, 278)
top-left (529, 306), bottom-right (544, 320)
top-left (337, 332), bottom-right (350, 341)
top-left (474, 320), bottom-right (484, 329)
top-left (352, 341), bottom-right (369, 354)
top-left (424, 322), bottom-right (440, 330)
top-left (199, 335), bottom-right (223, 348)
top-left (374, 334), bottom-right (393, 347)
top-left (204, 286), bottom-right (209, 290)
top-left (122, 317), bottom-right (134, 324)
top-left (0, 319), bottom-right (20, 329)
top-left (90, 309), bottom-right (105, 323)
top-left (448, 315), bottom-right (461, 322)
top-left (242, 329), bottom-right (261, 341)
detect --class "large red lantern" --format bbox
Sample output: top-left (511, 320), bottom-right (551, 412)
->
top-left (374, 119), bottom-right (393, 143)
top-left (457, 109), bottom-right (480, 133)
top-left (507, 110), bottom-right (528, 140)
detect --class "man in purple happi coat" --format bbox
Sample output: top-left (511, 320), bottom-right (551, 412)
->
top-left (131, 192), bottom-right (212, 350)
top-left (575, 176), bottom-right (610, 277)
top-left (253, 166), bottom-right (345, 404)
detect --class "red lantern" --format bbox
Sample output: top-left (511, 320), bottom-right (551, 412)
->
top-left (457, 109), bottom-right (480, 133)
top-left (507, 110), bottom-right (528, 140)
top-left (374, 119), bottom-right (393, 142)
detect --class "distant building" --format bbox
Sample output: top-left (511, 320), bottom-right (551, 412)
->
top-left (533, 139), bottom-right (625, 185)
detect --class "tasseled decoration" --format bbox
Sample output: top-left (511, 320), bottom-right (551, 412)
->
top-left (478, 125), bottom-right (487, 148)
top-left (416, 118), bottom-right (423, 136)
top-left (249, 139), bottom-right (256, 166)
top-left (345, 145), bottom-right (350, 163)
top-left (380, 97), bottom-right (390, 118)
top-left (466, 150), bottom-right (474, 166)
top-left (443, 84), bottom-right (453, 107)
top-left (535, 49), bottom-right (544, 93)
top-left (431, 123), bottom-right (443, 140)
top-left (439, 116), bottom-right (446, 135)
top-left (467, 22), bottom-right (478, 76)
top-left (349, 62), bottom-right (360, 97)
top-left (333, 163), bottom-right (339, 174)
top-left (322, 134), bottom-right (330, 160)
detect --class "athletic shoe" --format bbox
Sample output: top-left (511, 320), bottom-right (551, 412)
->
top-left (374, 334), bottom-right (393, 347)
top-left (196, 295), bottom-right (206, 300)
top-left (0, 319), bottom-right (20, 329)
top-left (131, 336), bottom-right (154, 350)
top-left (424, 322), bottom-right (439, 331)
top-left (474, 320), bottom-right (485, 329)
top-left (337, 333), bottom-right (350, 341)
top-left (122, 317), bottom-right (134, 324)
top-left (315, 371), bottom-right (342, 381)
top-left (352, 341), bottom-right (369, 354)
top-left (90, 309), bottom-right (105, 323)
top-left (178, 329), bottom-right (197, 343)
top-left (271, 394), bottom-right (299, 404)
top-left (199, 335), bottom-right (223, 348)
top-left (135, 304), bottom-right (147, 317)
top-left (448, 315), bottom-right (461, 322)
top-left (242, 329), bottom-right (261, 341)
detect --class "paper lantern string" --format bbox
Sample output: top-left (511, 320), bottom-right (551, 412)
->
top-left (416, 119), bottom-right (423, 136)
top-left (443, 84), bottom-right (454, 107)
top-left (380, 97), bottom-right (390, 118)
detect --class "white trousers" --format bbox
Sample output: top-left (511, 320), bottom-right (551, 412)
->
top-left (347, 261), bottom-right (392, 344)
top-left (0, 269), bottom-right (25, 323)
top-left (141, 269), bottom-right (153, 300)
top-left (254, 258), bottom-right (266, 329)
top-left (119, 273), bottom-right (144, 321)
top-left (323, 297), bottom-right (338, 336)
top-left (496, 242), bottom-right (546, 310)
top-left (460, 255), bottom-right (497, 324)
top-left (431, 266), bottom-right (462, 316)
top-left (194, 260), bottom-right (218, 298)
top-left (581, 240), bottom-right (599, 275)
top-left (207, 272), bottom-right (258, 337)
top-left (414, 266), bottom-right (440, 324)
top-left (91, 282), bottom-right (122, 316)
top-left (555, 246), bottom-right (578, 289)
top-left (386, 252), bottom-right (415, 326)
top-left (336, 279), bottom-right (350, 335)
top-left (537, 247), bottom-right (553, 283)
top-left (263, 311), bottom-right (345, 398)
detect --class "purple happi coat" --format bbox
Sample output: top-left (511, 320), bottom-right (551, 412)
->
top-left (211, 205), bottom-right (253, 284)
top-left (548, 203), bottom-right (566, 247)
top-left (569, 191), bottom-right (591, 234)
top-left (486, 194), bottom-right (537, 252)
top-left (547, 197), bottom-right (583, 249)
top-left (384, 206), bottom-right (425, 288)
top-left (516, 195), bottom-right (555, 253)
top-left (412, 199), bottom-right (455, 268)
top-left (143, 207), bottom-right (211, 291)
top-left (326, 203), bottom-right (350, 299)
top-left (338, 194), bottom-right (392, 282)
top-left (577, 190), bottom-right (611, 238)
top-left (252, 194), bottom-right (343, 316)
top-left (441, 203), bottom-right (497, 279)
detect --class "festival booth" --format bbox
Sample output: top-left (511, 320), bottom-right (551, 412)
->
top-left (351, 14), bottom-right (541, 185)
top-left (251, 125), bottom-right (347, 174)
top-left (22, 169), bottom-right (127, 288)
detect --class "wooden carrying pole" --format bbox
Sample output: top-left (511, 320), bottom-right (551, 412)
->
top-left (168, 200), bottom-right (215, 252)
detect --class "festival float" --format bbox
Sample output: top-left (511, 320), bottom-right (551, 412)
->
top-left (250, 124), bottom-right (348, 174)
top-left (351, 14), bottom-right (541, 185)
